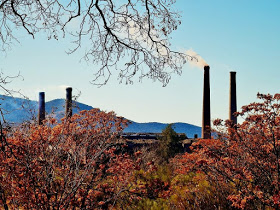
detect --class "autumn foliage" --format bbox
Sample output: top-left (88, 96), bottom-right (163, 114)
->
top-left (174, 93), bottom-right (280, 209)
top-left (1, 93), bottom-right (280, 209)
top-left (0, 109), bottom-right (140, 209)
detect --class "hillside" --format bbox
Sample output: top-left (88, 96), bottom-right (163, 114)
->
top-left (0, 95), bottom-right (201, 137)
top-left (123, 122), bottom-right (201, 138)
top-left (0, 95), bottom-right (94, 123)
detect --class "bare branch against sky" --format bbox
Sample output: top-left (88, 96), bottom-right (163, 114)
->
top-left (0, 0), bottom-right (191, 86)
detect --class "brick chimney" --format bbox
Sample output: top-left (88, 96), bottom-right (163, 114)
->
top-left (38, 92), bottom-right (45, 125)
top-left (202, 66), bottom-right (211, 139)
top-left (66, 87), bottom-right (72, 118)
top-left (229, 72), bottom-right (237, 124)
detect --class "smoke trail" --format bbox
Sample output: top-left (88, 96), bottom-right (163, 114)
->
top-left (186, 49), bottom-right (208, 68)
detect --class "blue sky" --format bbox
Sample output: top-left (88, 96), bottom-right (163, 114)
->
top-left (1, 0), bottom-right (280, 126)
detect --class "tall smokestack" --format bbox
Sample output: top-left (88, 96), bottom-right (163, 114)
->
top-left (202, 66), bottom-right (211, 139)
top-left (229, 72), bottom-right (237, 124)
top-left (66, 87), bottom-right (72, 118)
top-left (38, 92), bottom-right (45, 125)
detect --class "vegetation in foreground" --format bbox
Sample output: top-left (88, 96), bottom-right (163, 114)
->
top-left (1, 93), bottom-right (280, 209)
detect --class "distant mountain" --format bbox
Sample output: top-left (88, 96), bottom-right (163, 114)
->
top-left (0, 95), bottom-right (37, 123)
top-left (124, 122), bottom-right (201, 138)
top-left (0, 95), bottom-right (94, 123)
top-left (0, 94), bottom-right (201, 138)
top-left (45, 99), bottom-right (94, 120)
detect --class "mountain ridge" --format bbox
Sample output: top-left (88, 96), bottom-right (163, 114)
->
top-left (0, 95), bottom-right (201, 138)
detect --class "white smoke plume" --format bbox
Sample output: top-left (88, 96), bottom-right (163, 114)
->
top-left (186, 49), bottom-right (208, 68)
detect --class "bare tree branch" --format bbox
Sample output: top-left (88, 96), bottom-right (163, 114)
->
top-left (0, 0), bottom-right (192, 86)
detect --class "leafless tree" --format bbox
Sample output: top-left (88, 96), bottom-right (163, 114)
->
top-left (0, 0), bottom-right (190, 85)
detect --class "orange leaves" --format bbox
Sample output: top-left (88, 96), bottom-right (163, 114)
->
top-left (2, 157), bottom-right (16, 164)
top-left (0, 109), bottom-right (136, 209)
top-left (134, 151), bottom-right (142, 156)
top-left (172, 93), bottom-right (280, 209)
top-left (273, 194), bottom-right (280, 207)
top-left (98, 201), bottom-right (105, 206)
top-left (196, 159), bottom-right (208, 166)
top-left (7, 93), bottom-right (280, 209)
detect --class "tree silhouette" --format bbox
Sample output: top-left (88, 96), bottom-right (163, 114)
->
top-left (159, 124), bottom-right (183, 161)
top-left (0, 0), bottom-right (189, 85)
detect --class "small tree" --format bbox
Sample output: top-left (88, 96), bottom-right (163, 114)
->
top-left (159, 124), bottom-right (182, 161)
